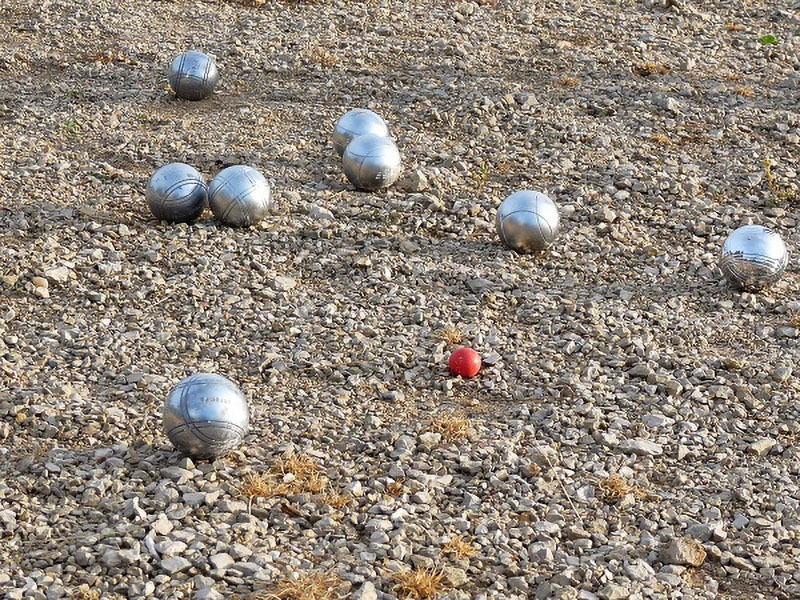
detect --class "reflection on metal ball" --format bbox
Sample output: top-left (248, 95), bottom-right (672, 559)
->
top-left (208, 165), bottom-right (272, 227)
top-left (342, 134), bottom-right (402, 191)
top-left (333, 109), bottom-right (389, 157)
top-left (163, 373), bottom-right (249, 459)
top-left (168, 51), bottom-right (219, 101)
top-left (720, 224), bottom-right (788, 290)
top-left (146, 163), bottom-right (207, 223)
top-left (496, 190), bottom-right (560, 253)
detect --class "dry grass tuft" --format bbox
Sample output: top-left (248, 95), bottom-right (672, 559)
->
top-left (733, 85), bottom-right (755, 98)
top-left (391, 567), bottom-right (449, 599)
top-left (386, 478), bottom-right (405, 498)
top-left (557, 75), bottom-right (580, 87)
top-left (523, 462), bottom-right (541, 477)
top-left (649, 133), bottom-right (671, 147)
top-left (470, 162), bottom-right (490, 192)
top-left (224, 451), bottom-right (249, 467)
top-left (240, 454), bottom-right (330, 503)
top-left (84, 50), bottom-right (131, 65)
top-left (323, 491), bottom-right (350, 509)
top-left (430, 413), bottom-right (472, 442)
top-left (436, 326), bottom-right (464, 345)
top-left (305, 48), bottom-right (338, 68)
top-left (262, 572), bottom-right (344, 600)
top-left (271, 453), bottom-right (328, 494)
top-left (763, 157), bottom-right (797, 204)
top-left (442, 535), bottom-right (477, 560)
top-left (240, 472), bottom-right (288, 500)
top-left (598, 475), bottom-right (649, 503)
top-left (685, 567), bottom-right (706, 589)
top-left (632, 62), bottom-right (669, 76)
top-left (71, 587), bottom-right (101, 600)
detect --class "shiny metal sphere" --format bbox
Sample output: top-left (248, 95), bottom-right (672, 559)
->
top-left (163, 373), bottom-right (249, 458)
top-left (168, 51), bottom-right (219, 101)
top-left (496, 190), bottom-right (560, 252)
top-left (146, 163), bottom-right (207, 223)
top-left (208, 165), bottom-right (272, 227)
top-left (342, 134), bottom-right (402, 191)
top-left (720, 225), bottom-right (788, 290)
top-left (333, 109), bottom-right (389, 157)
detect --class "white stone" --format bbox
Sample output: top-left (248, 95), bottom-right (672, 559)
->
top-left (352, 582), bottom-right (377, 600)
top-left (619, 439), bottom-right (663, 456)
top-left (161, 556), bottom-right (192, 575)
top-left (661, 538), bottom-right (706, 567)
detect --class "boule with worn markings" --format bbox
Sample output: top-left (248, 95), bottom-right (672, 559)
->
top-left (496, 190), bottom-right (560, 253)
top-left (208, 165), bottom-right (272, 227)
top-left (333, 109), bottom-right (389, 157)
top-left (168, 50), bottom-right (219, 101)
top-left (146, 162), bottom-right (207, 223)
top-left (342, 134), bottom-right (402, 191)
top-left (720, 224), bottom-right (788, 290)
top-left (163, 373), bottom-right (249, 458)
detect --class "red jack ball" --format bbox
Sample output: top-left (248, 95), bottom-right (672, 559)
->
top-left (449, 347), bottom-right (482, 378)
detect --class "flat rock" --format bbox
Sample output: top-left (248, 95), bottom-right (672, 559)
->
top-left (661, 538), bottom-right (707, 567)
top-left (396, 169), bottom-right (428, 192)
top-left (748, 438), bottom-right (776, 457)
top-left (161, 556), bottom-right (192, 575)
top-left (209, 553), bottom-right (234, 571)
top-left (443, 566), bottom-right (469, 587)
top-left (271, 276), bottom-right (297, 291)
top-left (307, 205), bottom-right (335, 221)
top-left (43, 266), bottom-right (72, 284)
top-left (599, 584), bottom-right (629, 600)
top-left (467, 278), bottom-right (495, 293)
top-left (194, 587), bottom-right (224, 600)
top-left (619, 439), bottom-right (663, 456)
top-left (352, 582), bottom-right (377, 600)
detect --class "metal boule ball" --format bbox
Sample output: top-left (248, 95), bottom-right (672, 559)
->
top-left (720, 224), bottom-right (788, 290)
top-left (342, 134), bottom-right (402, 191)
top-left (496, 190), bottom-right (560, 252)
top-left (146, 162), bottom-right (207, 223)
top-left (333, 109), bottom-right (389, 157)
top-left (163, 373), bottom-right (249, 459)
top-left (168, 51), bottom-right (219, 101)
top-left (208, 165), bottom-right (272, 227)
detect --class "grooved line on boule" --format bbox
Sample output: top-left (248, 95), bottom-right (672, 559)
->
top-left (177, 377), bottom-right (220, 447)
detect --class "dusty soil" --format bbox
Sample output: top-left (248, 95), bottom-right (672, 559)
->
top-left (1, 0), bottom-right (799, 599)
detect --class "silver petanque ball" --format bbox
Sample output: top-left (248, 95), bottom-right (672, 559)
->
top-left (168, 51), bottom-right (219, 101)
top-left (342, 134), bottom-right (402, 191)
top-left (333, 109), bottom-right (389, 157)
top-left (496, 190), bottom-right (560, 253)
top-left (208, 165), bottom-right (272, 227)
top-left (163, 373), bottom-right (249, 458)
top-left (720, 224), bottom-right (788, 290)
top-left (146, 162), bottom-right (207, 223)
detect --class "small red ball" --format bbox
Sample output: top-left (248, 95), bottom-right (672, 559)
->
top-left (449, 347), bottom-right (482, 378)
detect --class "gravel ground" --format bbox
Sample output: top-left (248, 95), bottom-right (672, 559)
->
top-left (1, 0), bottom-right (800, 598)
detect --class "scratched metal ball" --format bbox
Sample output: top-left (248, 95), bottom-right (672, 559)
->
top-left (163, 373), bottom-right (249, 458)
top-left (342, 134), bottom-right (402, 191)
top-left (208, 165), bottom-right (272, 227)
top-left (332, 109), bottom-right (389, 157)
top-left (496, 190), bottom-right (560, 253)
top-left (719, 225), bottom-right (788, 290)
top-left (146, 163), bottom-right (207, 223)
top-left (168, 51), bottom-right (219, 101)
